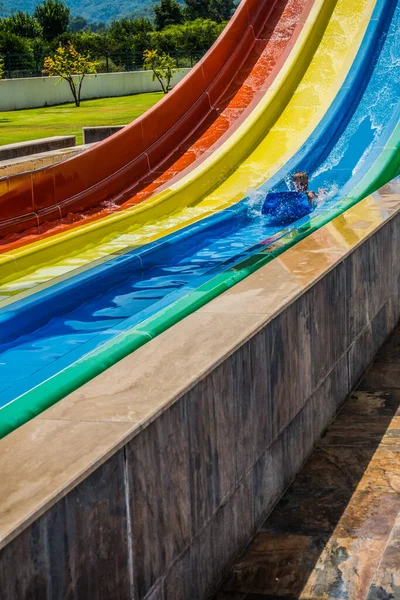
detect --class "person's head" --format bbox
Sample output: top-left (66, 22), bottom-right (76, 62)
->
top-left (293, 171), bottom-right (309, 192)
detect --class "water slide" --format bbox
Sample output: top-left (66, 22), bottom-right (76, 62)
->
top-left (0, 0), bottom-right (314, 241)
top-left (0, 0), bottom-right (374, 291)
top-left (0, 0), bottom-right (399, 437)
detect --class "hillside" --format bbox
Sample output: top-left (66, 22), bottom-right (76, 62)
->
top-left (0, 1), bottom-right (10, 16)
top-left (0, 0), bottom-right (176, 23)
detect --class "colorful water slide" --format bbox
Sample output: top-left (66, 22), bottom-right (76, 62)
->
top-left (0, 0), bottom-right (371, 297)
top-left (0, 0), bottom-right (399, 438)
top-left (0, 0), bottom-right (313, 242)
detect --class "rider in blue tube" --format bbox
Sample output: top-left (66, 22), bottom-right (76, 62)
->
top-left (262, 171), bottom-right (320, 222)
top-left (292, 171), bottom-right (318, 206)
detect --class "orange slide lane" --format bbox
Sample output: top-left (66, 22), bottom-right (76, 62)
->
top-left (129, 0), bottom-right (314, 203)
top-left (0, 0), bottom-right (313, 252)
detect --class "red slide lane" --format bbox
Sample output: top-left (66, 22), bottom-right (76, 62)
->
top-left (0, 0), bottom-right (312, 249)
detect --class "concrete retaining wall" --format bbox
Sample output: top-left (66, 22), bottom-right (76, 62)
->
top-left (0, 69), bottom-right (191, 112)
top-left (0, 186), bottom-right (399, 599)
top-left (83, 125), bottom-right (126, 144)
top-left (0, 144), bottom-right (91, 177)
top-left (0, 136), bottom-right (76, 161)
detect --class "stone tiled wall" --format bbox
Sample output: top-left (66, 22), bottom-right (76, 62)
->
top-left (1, 213), bottom-right (400, 600)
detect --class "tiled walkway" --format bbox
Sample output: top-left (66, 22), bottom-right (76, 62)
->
top-left (214, 326), bottom-right (400, 600)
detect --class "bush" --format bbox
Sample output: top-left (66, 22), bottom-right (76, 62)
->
top-left (143, 48), bottom-right (182, 93)
top-left (96, 56), bottom-right (120, 72)
top-left (43, 41), bottom-right (98, 106)
top-left (151, 18), bottom-right (224, 56)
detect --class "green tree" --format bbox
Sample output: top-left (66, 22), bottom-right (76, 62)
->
top-left (34, 0), bottom-right (70, 42)
top-left (150, 26), bottom-right (183, 55)
top-left (209, 0), bottom-right (235, 22)
top-left (0, 30), bottom-right (35, 75)
top-left (31, 36), bottom-right (51, 66)
top-left (150, 18), bottom-right (224, 57)
top-left (43, 41), bottom-right (98, 106)
top-left (69, 16), bottom-right (89, 33)
top-left (154, 0), bottom-right (184, 31)
top-left (54, 30), bottom-right (109, 56)
top-left (184, 0), bottom-right (210, 20)
top-left (182, 18), bottom-right (224, 53)
top-left (0, 29), bottom-right (32, 54)
top-left (0, 55), bottom-right (4, 78)
top-left (2, 11), bottom-right (42, 39)
top-left (143, 48), bottom-right (181, 93)
top-left (108, 17), bottom-right (153, 50)
top-left (76, 31), bottom-right (108, 55)
top-left (108, 16), bottom-right (154, 66)
top-left (88, 21), bottom-right (107, 33)
top-left (184, 0), bottom-right (235, 21)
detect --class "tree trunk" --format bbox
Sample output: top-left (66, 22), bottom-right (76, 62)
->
top-left (67, 76), bottom-right (79, 107)
top-left (77, 75), bottom-right (86, 107)
top-left (155, 73), bottom-right (167, 94)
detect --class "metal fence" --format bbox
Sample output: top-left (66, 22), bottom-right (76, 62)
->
top-left (0, 51), bottom-right (205, 79)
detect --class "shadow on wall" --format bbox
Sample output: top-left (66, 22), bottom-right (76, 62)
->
top-left (217, 334), bottom-right (400, 598)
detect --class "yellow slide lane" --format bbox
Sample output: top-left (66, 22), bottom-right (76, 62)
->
top-left (0, 0), bottom-right (375, 306)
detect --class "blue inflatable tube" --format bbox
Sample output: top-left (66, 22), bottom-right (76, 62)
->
top-left (261, 191), bottom-right (312, 223)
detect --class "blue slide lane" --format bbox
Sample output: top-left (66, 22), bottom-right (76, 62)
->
top-left (0, 0), bottom-right (399, 408)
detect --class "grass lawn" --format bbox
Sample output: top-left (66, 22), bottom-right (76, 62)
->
top-left (0, 93), bottom-right (164, 146)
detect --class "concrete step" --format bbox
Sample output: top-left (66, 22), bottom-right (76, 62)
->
top-left (0, 135), bottom-right (76, 161)
top-left (0, 143), bottom-right (93, 177)
top-left (82, 125), bottom-right (126, 144)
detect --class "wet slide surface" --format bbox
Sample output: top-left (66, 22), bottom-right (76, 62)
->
top-left (0, 0), bottom-right (399, 438)
top-left (0, 0), bottom-right (312, 244)
top-left (0, 0), bottom-right (365, 301)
